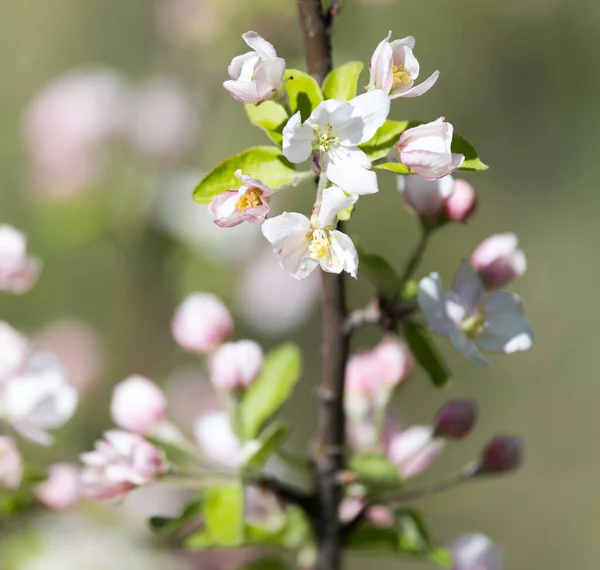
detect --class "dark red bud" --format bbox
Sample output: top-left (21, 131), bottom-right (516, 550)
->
top-left (433, 400), bottom-right (478, 439)
top-left (476, 435), bottom-right (524, 475)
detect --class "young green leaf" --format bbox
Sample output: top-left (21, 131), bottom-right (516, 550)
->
top-left (202, 483), bottom-right (245, 546)
top-left (451, 134), bottom-right (488, 171)
top-left (355, 243), bottom-right (403, 294)
top-left (193, 147), bottom-right (298, 204)
top-left (374, 162), bottom-right (412, 175)
top-left (350, 452), bottom-right (403, 491)
top-left (404, 323), bottom-right (452, 387)
top-left (245, 101), bottom-right (289, 146)
top-left (149, 499), bottom-right (203, 537)
top-left (238, 558), bottom-right (291, 570)
top-left (240, 344), bottom-right (302, 440)
top-left (360, 120), bottom-right (412, 160)
top-left (347, 524), bottom-right (400, 553)
top-left (284, 69), bottom-right (323, 122)
top-left (322, 61), bottom-right (364, 101)
top-left (242, 421), bottom-right (292, 471)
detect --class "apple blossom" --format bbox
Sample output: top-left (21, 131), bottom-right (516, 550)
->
top-left (223, 32), bottom-right (286, 104)
top-left (261, 185), bottom-right (359, 279)
top-left (210, 340), bottom-right (263, 391)
top-left (445, 178), bottom-right (477, 222)
top-left (193, 411), bottom-right (240, 469)
top-left (80, 430), bottom-right (167, 500)
top-left (395, 118), bottom-right (464, 180)
top-left (0, 321), bottom-right (29, 379)
top-left (433, 400), bottom-right (478, 439)
top-left (418, 260), bottom-right (533, 366)
top-left (282, 91), bottom-right (390, 195)
top-left (471, 233), bottom-right (527, 290)
top-left (367, 32), bottom-right (439, 99)
top-left (0, 225), bottom-right (41, 294)
top-left (0, 436), bottom-right (23, 489)
top-left (385, 424), bottom-right (445, 479)
top-left (209, 170), bottom-right (274, 227)
top-left (451, 534), bottom-right (502, 570)
top-left (1, 353), bottom-right (78, 445)
top-left (36, 464), bottom-right (81, 509)
top-left (110, 376), bottom-right (167, 434)
top-left (171, 292), bottom-right (233, 353)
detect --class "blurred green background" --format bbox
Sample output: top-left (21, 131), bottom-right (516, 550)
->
top-left (0, 0), bottom-right (595, 568)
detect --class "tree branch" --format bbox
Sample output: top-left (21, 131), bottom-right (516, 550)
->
top-left (296, 2), bottom-right (347, 569)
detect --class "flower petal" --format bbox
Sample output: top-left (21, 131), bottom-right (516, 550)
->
top-left (368, 33), bottom-right (394, 93)
top-left (317, 185), bottom-right (358, 227)
top-left (392, 70), bottom-right (440, 99)
top-left (235, 170), bottom-right (274, 197)
top-left (323, 146), bottom-right (378, 195)
top-left (452, 259), bottom-right (484, 316)
top-left (389, 35), bottom-right (416, 51)
top-left (478, 314), bottom-right (534, 354)
top-left (336, 91), bottom-right (391, 146)
top-left (449, 329), bottom-right (490, 366)
top-left (228, 52), bottom-right (258, 81)
top-left (329, 230), bottom-right (359, 278)
top-left (242, 31), bottom-right (277, 60)
top-left (223, 80), bottom-right (260, 104)
top-left (255, 58), bottom-right (286, 98)
top-left (282, 112), bottom-right (314, 164)
top-left (208, 191), bottom-right (241, 227)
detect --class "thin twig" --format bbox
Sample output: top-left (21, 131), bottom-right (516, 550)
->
top-left (256, 474), bottom-right (317, 514)
top-left (398, 223), bottom-right (433, 290)
top-left (325, 1), bottom-right (343, 26)
top-left (343, 301), bottom-right (381, 334)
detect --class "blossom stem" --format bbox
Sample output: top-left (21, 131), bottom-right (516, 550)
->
top-left (297, 2), bottom-right (347, 569)
top-left (398, 222), bottom-right (434, 291)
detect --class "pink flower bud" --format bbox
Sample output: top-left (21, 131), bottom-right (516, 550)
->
top-left (36, 463), bottom-right (81, 509)
top-left (193, 411), bottom-right (240, 469)
top-left (471, 233), bottom-right (526, 290)
top-left (171, 292), bottom-right (233, 353)
top-left (0, 225), bottom-right (41, 294)
top-left (397, 175), bottom-right (454, 218)
top-left (395, 118), bottom-right (464, 180)
top-left (0, 436), bottom-right (23, 489)
top-left (80, 430), bottom-right (167, 500)
top-left (433, 400), bottom-right (478, 439)
top-left (444, 179), bottom-right (477, 222)
top-left (366, 505), bottom-right (395, 528)
top-left (451, 534), bottom-right (502, 570)
top-left (386, 425), bottom-right (445, 479)
top-left (476, 435), bottom-right (523, 475)
top-left (210, 340), bottom-right (263, 391)
top-left (344, 351), bottom-right (380, 418)
top-left (110, 376), bottom-right (167, 434)
top-left (371, 337), bottom-right (414, 390)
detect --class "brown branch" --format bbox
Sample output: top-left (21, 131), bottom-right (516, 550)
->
top-left (296, 2), bottom-right (347, 569)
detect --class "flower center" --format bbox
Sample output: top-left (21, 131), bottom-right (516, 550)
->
top-left (460, 311), bottom-right (485, 339)
top-left (392, 65), bottom-right (412, 88)
top-left (308, 229), bottom-right (331, 260)
top-left (313, 122), bottom-right (339, 153)
top-left (236, 188), bottom-right (263, 210)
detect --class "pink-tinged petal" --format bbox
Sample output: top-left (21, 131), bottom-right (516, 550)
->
top-left (227, 52), bottom-right (257, 80)
top-left (36, 463), bottom-right (81, 509)
top-left (392, 70), bottom-right (440, 99)
top-left (242, 31), bottom-right (277, 61)
top-left (324, 146), bottom-right (378, 195)
top-left (368, 33), bottom-right (394, 93)
top-left (336, 91), bottom-right (390, 145)
top-left (400, 149), bottom-right (462, 180)
top-left (234, 170), bottom-right (274, 197)
top-left (317, 185), bottom-right (358, 227)
top-left (397, 174), bottom-right (453, 217)
top-left (449, 329), bottom-right (490, 366)
top-left (282, 112), bottom-right (314, 164)
top-left (400, 438), bottom-right (445, 479)
top-left (110, 376), bottom-right (167, 434)
top-left (0, 321), bottom-right (30, 378)
top-left (223, 79), bottom-right (261, 104)
top-left (389, 35), bottom-right (416, 51)
top-left (210, 340), bottom-right (263, 391)
top-left (255, 58), bottom-right (286, 98)
top-left (471, 233), bottom-right (526, 290)
top-left (392, 44), bottom-right (419, 77)
top-left (193, 411), bottom-right (240, 469)
top-left (328, 231), bottom-right (358, 278)
top-left (0, 437), bottom-right (23, 489)
top-left (209, 191), bottom-right (241, 225)
top-left (452, 259), bottom-right (484, 315)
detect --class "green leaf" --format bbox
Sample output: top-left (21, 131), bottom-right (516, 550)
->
top-left (245, 101), bottom-right (289, 146)
top-left (397, 509), bottom-right (436, 555)
top-left (0, 490), bottom-right (34, 519)
top-left (451, 134), bottom-right (488, 171)
top-left (374, 162), bottom-right (411, 175)
top-left (360, 120), bottom-right (412, 161)
top-left (348, 524), bottom-right (400, 552)
top-left (184, 530), bottom-right (214, 550)
top-left (284, 69), bottom-right (323, 122)
top-left (322, 61), bottom-right (364, 101)
top-left (238, 558), bottom-right (290, 570)
top-left (337, 203), bottom-right (355, 221)
top-left (349, 452), bottom-right (403, 491)
top-left (356, 243), bottom-right (403, 294)
top-left (240, 344), bottom-right (302, 440)
top-left (243, 421), bottom-right (292, 471)
top-left (149, 498), bottom-right (203, 537)
top-left (431, 548), bottom-right (454, 567)
top-left (202, 484), bottom-right (244, 546)
top-left (193, 146), bottom-right (299, 204)
top-left (404, 323), bottom-right (452, 388)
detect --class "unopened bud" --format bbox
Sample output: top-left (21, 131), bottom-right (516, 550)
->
top-left (0, 436), bottom-right (22, 489)
top-left (371, 337), bottom-right (414, 390)
top-left (433, 400), bottom-right (478, 439)
top-left (36, 463), bottom-right (80, 510)
top-left (476, 435), bottom-right (523, 475)
top-left (210, 340), bottom-right (263, 391)
top-left (397, 175), bottom-right (453, 218)
top-left (171, 292), bottom-right (233, 353)
top-left (111, 376), bottom-right (167, 434)
top-left (444, 179), bottom-right (477, 223)
top-left (471, 233), bottom-right (526, 290)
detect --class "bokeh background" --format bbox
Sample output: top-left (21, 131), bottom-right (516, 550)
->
top-left (0, 0), bottom-right (594, 567)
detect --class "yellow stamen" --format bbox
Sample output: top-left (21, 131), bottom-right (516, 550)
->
top-left (461, 312), bottom-right (485, 339)
top-left (392, 64), bottom-right (412, 88)
top-left (312, 122), bottom-right (339, 153)
top-left (309, 229), bottom-right (331, 260)
top-left (236, 188), bottom-right (263, 210)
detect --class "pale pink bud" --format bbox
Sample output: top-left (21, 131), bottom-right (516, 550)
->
top-left (397, 175), bottom-right (454, 218)
top-left (451, 534), bottom-right (502, 570)
top-left (0, 225), bottom-right (41, 294)
top-left (171, 292), bottom-right (233, 353)
top-left (386, 425), bottom-right (445, 479)
top-left (470, 233), bottom-right (526, 290)
top-left (339, 496), bottom-right (365, 523)
top-left (476, 435), bottom-right (523, 476)
top-left (371, 337), bottom-right (414, 390)
top-left (110, 376), bottom-right (167, 434)
top-left (444, 179), bottom-right (477, 222)
top-left (433, 400), bottom-right (478, 439)
top-left (36, 463), bottom-right (81, 509)
top-left (366, 505), bottom-right (395, 528)
top-left (193, 411), bottom-right (240, 469)
top-left (0, 436), bottom-right (23, 489)
top-left (344, 351), bottom-right (380, 418)
top-left (210, 340), bottom-right (263, 391)
top-left (395, 118), bottom-right (464, 180)
top-left (80, 430), bottom-right (167, 500)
